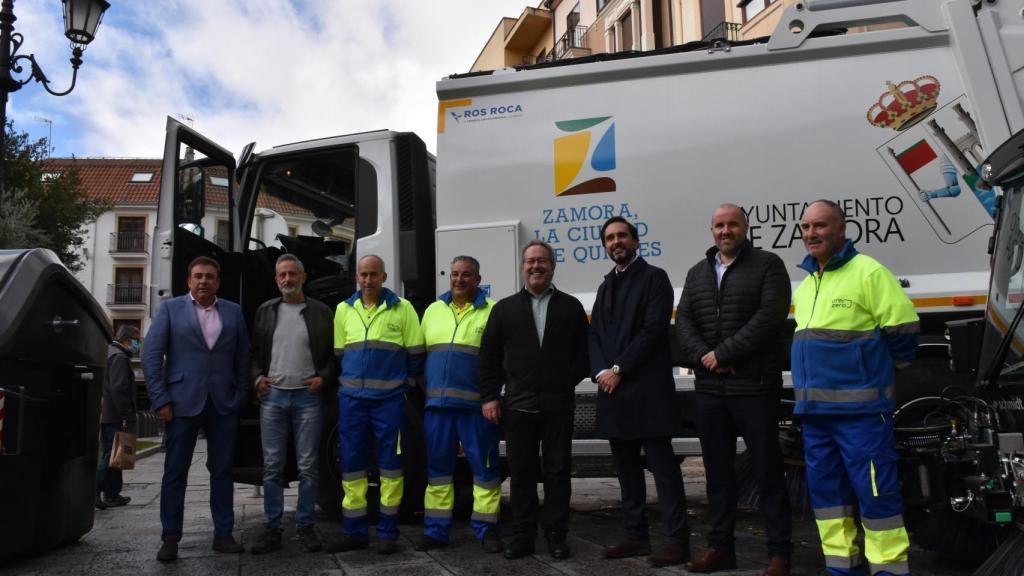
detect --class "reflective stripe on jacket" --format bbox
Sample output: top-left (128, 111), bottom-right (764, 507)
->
top-left (333, 287), bottom-right (425, 399)
top-left (791, 240), bottom-right (919, 415)
top-left (421, 290), bottom-right (494, 410)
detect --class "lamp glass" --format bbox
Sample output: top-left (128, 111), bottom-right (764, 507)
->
top-left (63, 0), bottom-right (111, 46)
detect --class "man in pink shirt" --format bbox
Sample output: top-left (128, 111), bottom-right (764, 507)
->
top-left (143, 256), bottom-right (251, 562)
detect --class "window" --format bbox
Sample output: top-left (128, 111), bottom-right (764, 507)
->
top-left (216, 219), bottom-right (230, 250)
top-left (116, 216), bottom-right (146, 252)
top-left (741, 0), bottom-right (773, 22)
top-left (130, 171), bottom-right (154, 183)
top-left (210, 176), bottom-right (230, 188)
top-left (41, 171), bottom-right (61, 182)
top-left (620, 10), bottom-right (634, 51)
top-left (112, 318), bottom-right (142, 335)
top-left (596, 0), bottom-right (608, 13)
top-left (112, 267), bottom-right (145, 305)
top-left (567, 2), bottom-right (581, 30)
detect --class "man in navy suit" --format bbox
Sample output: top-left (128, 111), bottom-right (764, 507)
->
top-left (143, 256), bottom-right (251, 562)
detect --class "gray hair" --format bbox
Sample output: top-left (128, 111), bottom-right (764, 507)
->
top-left (451, 255), bottom-right (480, 276)
top-left (276, 253), bottom-right (305, 273)
top-left (114, 324), bottom-right (140, 342)
top-left (521, 240), bottom-right (556, 268)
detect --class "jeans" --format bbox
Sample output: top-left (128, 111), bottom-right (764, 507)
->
top-left (261, 387), bottom-right (323, 529)
top-left (96, 423), bottom-right (123, 498)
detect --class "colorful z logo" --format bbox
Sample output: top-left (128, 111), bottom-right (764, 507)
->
top-left (554, 116), bottom-right (616, 196)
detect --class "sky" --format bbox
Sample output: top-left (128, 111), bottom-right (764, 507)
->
top-left (7, 0), bottom-right (538, 159)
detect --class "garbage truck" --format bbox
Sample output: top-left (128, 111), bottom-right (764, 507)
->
top-left (150, 0), bottom-right (1023, 563)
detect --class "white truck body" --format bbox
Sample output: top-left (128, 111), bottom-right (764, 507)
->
top-left (434, 0), bottom-right (1024, 322)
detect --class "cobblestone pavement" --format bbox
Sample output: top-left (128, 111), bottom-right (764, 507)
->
top-left (1, 441), bottom-right (976, 576)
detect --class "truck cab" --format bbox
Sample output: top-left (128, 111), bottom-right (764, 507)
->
top-left (150, 120), bottom-right (436, 516)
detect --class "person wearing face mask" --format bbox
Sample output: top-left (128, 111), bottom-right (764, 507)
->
top-left (479, 240), bottom-right (590, 560)
top-left (248, 254), bottom-right (337, 554)
top-left (96, 324), bottom-right (141, 510)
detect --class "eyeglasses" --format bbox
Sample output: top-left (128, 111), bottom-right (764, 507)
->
top-left (523, 257), bottom-right (551, 265)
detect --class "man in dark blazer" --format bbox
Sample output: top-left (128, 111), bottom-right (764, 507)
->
top-left (479, 240), bottom-right (590, 560)
top-left (143, 256), bottom-right (250, 562)
top-left (590, 216), bottom-right (689, 567)
top-left (676, 204), bottom-right (793, 576)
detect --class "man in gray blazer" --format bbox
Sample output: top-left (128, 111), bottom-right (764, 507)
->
top-left (143, 256), bottom-right (250, 562)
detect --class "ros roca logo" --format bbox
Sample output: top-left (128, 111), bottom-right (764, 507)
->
top-left (554, 116), bottom-right (616, 196)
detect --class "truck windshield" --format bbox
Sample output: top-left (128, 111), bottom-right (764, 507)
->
top-left (244, 148), bottom-right (364, 312)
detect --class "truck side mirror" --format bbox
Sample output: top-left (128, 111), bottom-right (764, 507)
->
top-left (176, 165), bottom-right (206, 224)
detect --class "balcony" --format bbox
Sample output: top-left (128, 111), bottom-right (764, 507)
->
top-left (109, 231), bottom-right (149, 255)
top-left (554, 25), bottom-right (591, 60)
top-left (702, 21), bottom-right (742, 44)
top-left (107, 284), bottom-right (148, 307)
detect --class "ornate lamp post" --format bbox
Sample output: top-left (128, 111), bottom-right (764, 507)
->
top-left (0, 0), bottom-right (110, 210)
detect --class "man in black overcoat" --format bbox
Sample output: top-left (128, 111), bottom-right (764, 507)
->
top-left (479, 240), bottom-right (590, 560)
top-left (589, 216), bottom-right (689, 567)
top-left (676, 204), bottom-right (793, 576)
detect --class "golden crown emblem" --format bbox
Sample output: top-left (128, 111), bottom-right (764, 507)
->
top-left (866, 75), bottom-right (941, 130)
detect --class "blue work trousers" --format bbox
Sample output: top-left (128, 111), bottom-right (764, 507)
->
top-left (423, 407), bottom-right (501, 543)
top-left (338, 393), bottom-right (405, 541)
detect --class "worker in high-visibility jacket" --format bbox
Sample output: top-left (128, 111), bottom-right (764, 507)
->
top-left (327, 255), bottom-right (425, 555)
top-left (791, 200), bottom-right (918, 576)
top-left (415, 256), bottom-right (502, 553)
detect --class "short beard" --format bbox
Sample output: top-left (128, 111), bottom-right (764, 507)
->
top-left (610, 247), bottom-right (636, 265)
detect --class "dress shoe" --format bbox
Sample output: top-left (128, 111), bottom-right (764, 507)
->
top-left (687, 547), bottom-right (737, 573)
top-left (156, 539), bottom-right (178, 563)
top-left (601, 539), bottom-right (651, 559)
top-left (415, 534), bottom-right (448, 551)
top-left (481, 530), bottom-right (503, 554)
top-left (378, 539), bottom-right (399, 555)
top-left (212, 535), bottom-right (244, 553)
top-left (546, 532), bottom-right (571, 559)
top-left (503, 538), bottom-right (535, 559)
top-left (104, 495), bottom-right (131, 507)
top-left (647, 541), bottom-right (690, 567)
top-left (324, 535), bottom-right (368, 553)
top-left (761, 555), bottom-right (791, 576)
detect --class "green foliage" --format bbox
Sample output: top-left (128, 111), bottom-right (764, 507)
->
top-left (0, 121), bottom-right (110, 272)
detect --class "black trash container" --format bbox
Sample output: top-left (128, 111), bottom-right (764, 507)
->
top-left (0, 249), bottom-right (111, 564)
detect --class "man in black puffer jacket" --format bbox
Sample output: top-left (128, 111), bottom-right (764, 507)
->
top-left (675, 204), bottom-right (793, 576)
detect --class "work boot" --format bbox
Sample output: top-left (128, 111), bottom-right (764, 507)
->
top-left (324, 534), bottom-right (368, 553)
top-left (104, 495), bottom-right (131, 507)
top-left (646, 541), bottom-right (690, 567)
top-left (296, 525), bottom-right (322, 553)
top-left (249, 528), bottom-right (282, 554)
top-left (761, 555), bottom-right (792, 576)
top-left (415, 534), bottom-right (448, 551)
top-left (687, 547), bottom-right (737, 573)
top-left (378, 539), bottom-right (399, 555)
top-left (94, 495), bottom-right (107, 510)
top-left (156, 538), bottom-right (178, 563)
top-left (601, 539), bottom-right (651, 559)
top-left (212, 535), bottom-right (244, 553)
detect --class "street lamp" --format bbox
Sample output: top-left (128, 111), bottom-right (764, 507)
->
top-left (0, 0), bottom-right (110, 209)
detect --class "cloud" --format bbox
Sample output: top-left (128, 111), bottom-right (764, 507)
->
top-left (7, 0), bottom-right (540, 158)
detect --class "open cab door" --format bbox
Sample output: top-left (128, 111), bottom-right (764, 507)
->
top-left (151, 117), bottom-right (242, 315)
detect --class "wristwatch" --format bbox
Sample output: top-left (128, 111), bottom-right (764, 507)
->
top-left (611, 364), bottom-right (621, 375)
